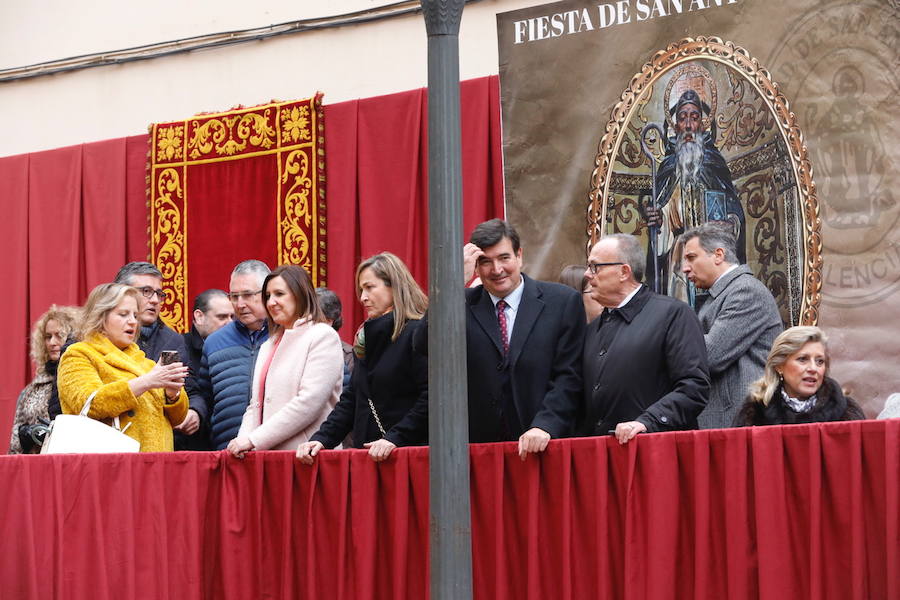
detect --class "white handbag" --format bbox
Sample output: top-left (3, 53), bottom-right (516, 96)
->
top-left (41, 391), bottom-right (140, 454)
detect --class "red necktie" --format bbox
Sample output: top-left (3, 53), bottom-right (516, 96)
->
top-left (496, 299), bottom-right (509, 356)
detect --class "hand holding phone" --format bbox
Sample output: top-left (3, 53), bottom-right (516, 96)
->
top-left (159, 350), bottom-right (180, 365)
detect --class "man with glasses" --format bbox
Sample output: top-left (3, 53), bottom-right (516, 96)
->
top-left (198, 260), bottom-right (271, 450)
top-left (579, 234), bottom-right (709, 444)
top-left (114, 262), bottom-right (184, 360)
top-left (114, 261), bottom-right (204, 449)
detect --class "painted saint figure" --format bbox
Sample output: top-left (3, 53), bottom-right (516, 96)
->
top-left (645, 88), bottom-right (746, 304)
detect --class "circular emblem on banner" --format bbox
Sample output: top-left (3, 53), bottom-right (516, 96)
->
top-left (769, 1), bottom-right (900, 308)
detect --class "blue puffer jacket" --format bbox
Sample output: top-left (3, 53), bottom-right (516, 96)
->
top-left (199, 320), bottom-right (269, 450)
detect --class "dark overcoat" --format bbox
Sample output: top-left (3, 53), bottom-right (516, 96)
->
top-left (462, 274), bottom-right (586, 442)
top-left (312, 312), bottom-right (428, 448)
top-left (580, 285), bottom-right (710, 435)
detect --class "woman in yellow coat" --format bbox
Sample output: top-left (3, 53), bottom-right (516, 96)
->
top-left (58, 283), bottom-right (189, 452)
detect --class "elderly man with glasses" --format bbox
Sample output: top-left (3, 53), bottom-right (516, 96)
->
top-left (113, 261), bottom-right (206, 450)
top-left (579, 234), bottom-right (710, 444)
top-left (196, 260), bottom-right (271, 450)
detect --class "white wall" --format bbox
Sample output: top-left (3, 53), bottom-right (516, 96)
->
top-left (0, 0), bottom-right (546, 157)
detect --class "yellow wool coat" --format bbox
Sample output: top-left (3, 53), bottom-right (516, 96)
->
top-left (58, 333), bottom-right (188, 452)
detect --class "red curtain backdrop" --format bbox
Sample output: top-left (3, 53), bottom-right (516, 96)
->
top-left (0, 136), bottom-right (148, 446)
top-left (0, 420), bottom-right (895, 600)
top-left (325, 76), bottom-right (504, 332)
top-left (0, 76), bottom-right (504, 450)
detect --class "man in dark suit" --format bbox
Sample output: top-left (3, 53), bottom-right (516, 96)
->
top-left (580, 234), bottom-right (709, 444)
top-left (461, 219), bottom-right (585, 459)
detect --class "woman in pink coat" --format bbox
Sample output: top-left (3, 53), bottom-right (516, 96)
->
top-left (226, 265), bottom-right (343, 457)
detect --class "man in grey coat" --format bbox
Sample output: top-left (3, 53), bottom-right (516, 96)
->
top-left (681, 224), bottom-right (782, 428)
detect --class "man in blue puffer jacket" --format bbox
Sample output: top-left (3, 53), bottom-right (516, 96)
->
top-left (198, 260), bottom-right (270, 450)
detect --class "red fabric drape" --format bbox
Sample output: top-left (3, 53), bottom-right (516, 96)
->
top-left (0, 136), bottom-right (148, 444)
top-left (324, 76), bottom-right (503, 332)
top-left (0, 154), bottom-right (31, 433)
top-left (0, 76), bottom-right (504, 450)
top-left (0, 421), bottom-right (895, 599)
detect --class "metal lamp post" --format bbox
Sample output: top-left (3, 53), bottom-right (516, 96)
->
top-left (421, 1), bottom-right (473, 599)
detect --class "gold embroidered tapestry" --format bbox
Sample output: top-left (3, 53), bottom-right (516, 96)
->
top-left (148, 95), bottom-right (326, 332)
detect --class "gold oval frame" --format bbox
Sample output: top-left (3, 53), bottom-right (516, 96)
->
top-left (586, 35), bottom-right (822, 325)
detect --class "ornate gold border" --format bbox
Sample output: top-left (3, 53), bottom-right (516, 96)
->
top-left (149, 95), bottom-right (325, 332)
top-left (587, 36), bottom-right (822, 325)
top-left (150, 124), bottom-right (189, 331)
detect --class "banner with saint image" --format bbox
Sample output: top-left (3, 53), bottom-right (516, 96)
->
top-left (497, 0), bottom-right (898, 411)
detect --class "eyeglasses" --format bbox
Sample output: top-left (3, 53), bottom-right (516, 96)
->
top-left (137, 286), bottom-right (167, 301)
top-left (228, 290), bottom-right (262, 303)
top-left (587, 262), bottom-right (624, 274)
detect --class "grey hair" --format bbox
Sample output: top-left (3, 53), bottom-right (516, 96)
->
top-left (114, 261), bottom-right (162, 285)
top-left (231, 260), bottom-right (271, 288)
top-left (315, 288), bottom-right (343, 331)
top-left (604, 234), bottom-right (645, 283)
top-left (681, 223), bottom-right (739, 264)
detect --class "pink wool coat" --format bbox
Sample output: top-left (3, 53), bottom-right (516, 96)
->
top-left (238, 318), bottom-right (343, 451)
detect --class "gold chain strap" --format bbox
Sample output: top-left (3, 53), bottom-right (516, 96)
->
top-left (367, 398), bottom-right (387, 437)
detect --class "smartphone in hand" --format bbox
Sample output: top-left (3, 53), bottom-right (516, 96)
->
top-left (158, 350), bottom-right (180, 365)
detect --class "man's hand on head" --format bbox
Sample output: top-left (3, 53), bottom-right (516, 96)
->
top-left (463, 243), bottom-right (485, 284)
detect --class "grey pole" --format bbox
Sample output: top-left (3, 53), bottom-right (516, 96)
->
top-left (421, 1), bottom-right (473, 600)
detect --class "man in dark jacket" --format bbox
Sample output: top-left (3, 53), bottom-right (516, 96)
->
top-left (114, 262), bottom-right (205, 445)
top-left (460, 219), bottom-right (586, 459)
top-left (197, 260), bottom-right (270, 450)
top-left (180, 289), bottom-right (233, 450)
top-left (580, 234), bottom-right (709, 444)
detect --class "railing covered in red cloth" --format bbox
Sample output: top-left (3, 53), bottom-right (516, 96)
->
top-left (1, 420), bottom-right (895, 599)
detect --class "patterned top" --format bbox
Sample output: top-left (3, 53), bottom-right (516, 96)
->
top-left (8, 370), bottom-right (54, 454)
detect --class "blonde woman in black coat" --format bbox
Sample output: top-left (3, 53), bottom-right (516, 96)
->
top-left (733, 326), bottom-right (865, 426)
top-left (297, 252), bottom-right (428, 463)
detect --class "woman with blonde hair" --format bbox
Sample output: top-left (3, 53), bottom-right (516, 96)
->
top-left (8, 305), bottom-right (79, 453)
top-left (733, 325), bottom-right (865, 426)
top-left (58, 283), bottom-right (189, 452)
top-left (298, 252), bottom-right (429, 463)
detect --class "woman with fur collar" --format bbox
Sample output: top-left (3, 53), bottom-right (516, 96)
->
top-left (733, 326), bottom-right (865, 427)
top-left (58, 284), bottom-right (189, 452)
